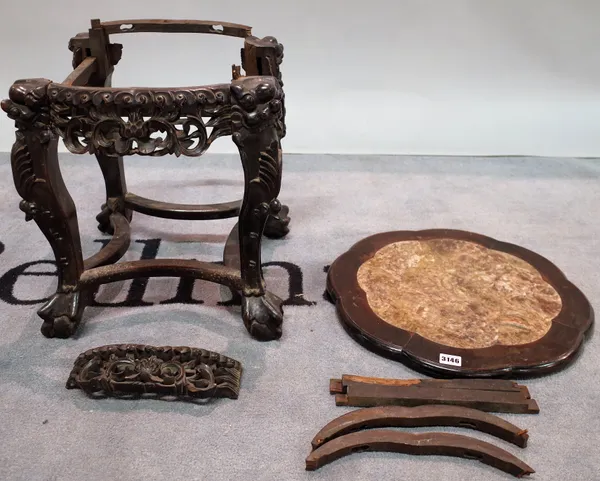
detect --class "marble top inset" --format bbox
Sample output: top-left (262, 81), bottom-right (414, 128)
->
top-left (357, 239), bottom-right (562, 349)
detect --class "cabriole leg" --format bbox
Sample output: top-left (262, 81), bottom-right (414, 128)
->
top-left (2, 79), bottom-right (87, 338)
top-left (231, 77), bottom-right (286, 341)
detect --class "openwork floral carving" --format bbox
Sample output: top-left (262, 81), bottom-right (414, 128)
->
top-left (66, 344), bottom-right (242, 400)
top-left (48, 85), bottom-right (232, 157)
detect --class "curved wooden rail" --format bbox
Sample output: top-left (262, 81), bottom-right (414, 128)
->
top-left (80, 259), bottom-right (242, 290)
top-left (305, 430), bottom-right (534, 477)
top-left (83, 213), bottom-right (131, 270)
top-left (100, 19), bottom-right (252, 38)
top-left (124, 193), bottom-right (241, 220)
top-left (311, 405), bottom-right (529, 449)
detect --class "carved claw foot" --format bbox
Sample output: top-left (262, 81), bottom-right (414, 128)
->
top-left (242, 291), bottom-right (284, 341)
top-left (264, 200), bottom-right (290, 239)
top-left (40, 315), bottom-right (78, 338)
top-left (96, 203), bottom-right (113, 235)
top-left (38, 291), bottom-right (86, 338)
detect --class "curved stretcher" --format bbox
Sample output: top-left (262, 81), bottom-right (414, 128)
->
top-left (311, 405), bottom-right (529, 449)
top-left (306, 430), bottom-right (534, 477)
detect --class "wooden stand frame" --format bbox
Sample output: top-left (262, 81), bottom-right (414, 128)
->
top-left (2, 19), bottom-right (290, 341)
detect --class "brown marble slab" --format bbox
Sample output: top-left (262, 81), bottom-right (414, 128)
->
top-left (357, 238), bottom-right (562, 349)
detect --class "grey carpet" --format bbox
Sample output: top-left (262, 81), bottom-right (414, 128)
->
top-left (0, 153), bottom-right (598, 481)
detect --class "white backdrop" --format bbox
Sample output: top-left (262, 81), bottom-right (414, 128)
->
top-left (1, 0), bottom-right (599, 156)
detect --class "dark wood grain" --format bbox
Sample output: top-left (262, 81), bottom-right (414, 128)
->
top-left (337, 375), bottom-right (525, 392)
top-left (330, 375), bottom-right (538, 413)
top-left (100, 19), bottom-right (252, 37)
top-left (327, 229), bottom-right (594, 378)
top-left (311, 405), bottom-right (529, 449)
top-left (62, 57), bottom-right (98, 86)
top-left (79, 259), bottom-right (243, 291)
top-left (305, 430), bottom-right (535, 476)
top-left (124, 193), bottom-right (241, 220)
top-left (335, 382), bottom-right (539, 414)
top-left (83, 213), bottom-right (130, 270)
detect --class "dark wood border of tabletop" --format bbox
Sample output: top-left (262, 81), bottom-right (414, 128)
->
top-left (326, 229), bottom-right (594, 378)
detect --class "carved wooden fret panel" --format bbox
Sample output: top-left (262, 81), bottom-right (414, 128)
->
top-left (48, 85), bottom-right (233, 157)
top-left (66, 344), bottom-right (243, 400)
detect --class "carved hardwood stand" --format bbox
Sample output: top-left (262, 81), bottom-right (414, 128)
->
top-left (2, 19), bottom-right (290, 341)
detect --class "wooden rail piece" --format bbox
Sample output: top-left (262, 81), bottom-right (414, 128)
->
top-left (338, 375), bottom-right (526, 394)
top-left (83, 213), bottom-right (131, 270)
top-left (88, 19), bottom-right (113, 82)
top-left (330, 376), bottom-right (538, 414)
top-left (124, 193), bottom-right (241, 220)
top-left (62, 57), bottom-right (98, 86)
top-left (335, 383), bottom-right (539, 414)
top-left (79, 259), bottom-right (243, 291)
top-left (100, 19), bottom-right (252, 38)
top-left (310, 405), bottom-right (529, 449)
top-left (305, 430), bottom-right (534, 476)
